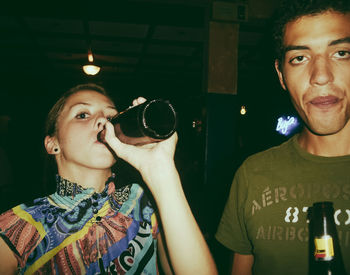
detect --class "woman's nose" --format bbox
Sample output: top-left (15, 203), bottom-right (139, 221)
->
top-left (96, 115), bottom-right (108, 131)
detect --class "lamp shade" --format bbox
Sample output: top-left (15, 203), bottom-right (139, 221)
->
top-left (83, 64), bottom-right (100, 75)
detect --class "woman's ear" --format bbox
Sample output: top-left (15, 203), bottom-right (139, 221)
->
top-left (274, 59), bottom-right (287, 91)
top-left (44, 135), bottom-right (60, 155)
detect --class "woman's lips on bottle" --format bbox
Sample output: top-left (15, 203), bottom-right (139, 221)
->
top-left (97, 130), bottom-right (106, 143)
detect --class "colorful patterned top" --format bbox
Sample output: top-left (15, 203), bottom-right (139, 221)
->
top-left (0, 175), bottom-right (159, 275)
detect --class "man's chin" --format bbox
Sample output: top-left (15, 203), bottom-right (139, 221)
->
top-left (307, 123), bottom-right (344, 136)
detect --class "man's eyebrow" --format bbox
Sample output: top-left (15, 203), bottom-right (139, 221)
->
top-left (284, 45), bottom-right (309, 53)
top-left (329, 36), bottom-right (350, 46)
top-left (283, 37), bottom-right (350, 54)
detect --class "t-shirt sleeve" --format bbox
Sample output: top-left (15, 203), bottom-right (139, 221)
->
top-left (0, 206), bottom-right (42, 268)
top-left (215, 164), bottom-right (252, 254)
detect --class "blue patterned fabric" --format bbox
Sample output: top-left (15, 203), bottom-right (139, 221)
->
top-left (0, 175), bottom-right (159, 274)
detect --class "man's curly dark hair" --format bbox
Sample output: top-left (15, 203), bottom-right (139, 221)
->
top-left (273, 0), bottom-right (350, 66)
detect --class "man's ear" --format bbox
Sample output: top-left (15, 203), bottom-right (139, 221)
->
top-left (274, 59), bottom-right (287, 91)
top-left (44, 135), bottom-right (60, 155)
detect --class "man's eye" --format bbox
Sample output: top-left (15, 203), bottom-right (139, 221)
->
top-left (76, 112), bottom-right (89, 119)
top-left (334, 50), bottom-right (350, 59)
top-left (290, 55), bottom-right (306, 64)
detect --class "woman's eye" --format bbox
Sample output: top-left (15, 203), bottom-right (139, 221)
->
top-left (76, 112), bottom-right (89, 119)
top-left (107, 115), bottom-right (116, 122)
top-left (107, 113), bottom-right (117, 121)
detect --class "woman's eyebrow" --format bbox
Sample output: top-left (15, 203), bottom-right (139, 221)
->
top-left (69, 102), bottom-right (116, 111)
top-left (69, 102), bottom-right (90, 109)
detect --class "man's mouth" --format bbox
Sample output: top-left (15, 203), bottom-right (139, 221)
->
top-left (309, 96), bottom-right (340, 108)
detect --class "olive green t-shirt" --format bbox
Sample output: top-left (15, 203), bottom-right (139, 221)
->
top-left (216, 134), bottom-right (350, 275)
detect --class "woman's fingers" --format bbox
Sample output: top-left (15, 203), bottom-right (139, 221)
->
top-left (132, 97), bottom-right (147, 106)
top-left (103, 121), bottom-right (145, 169)
top-left (103, 122), bottom-right (122, 152)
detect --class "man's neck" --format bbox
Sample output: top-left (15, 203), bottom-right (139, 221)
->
top-left (298, 127), bottom-right (350, 157)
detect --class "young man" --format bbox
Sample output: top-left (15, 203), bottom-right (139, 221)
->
top-left (215, 0), bottom-right (350, 274)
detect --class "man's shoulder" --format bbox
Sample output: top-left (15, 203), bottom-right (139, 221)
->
top-left (242, 136), bottom-right (296, 169)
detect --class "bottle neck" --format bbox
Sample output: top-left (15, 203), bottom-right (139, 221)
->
top-left (308, 202), bottom-right (347, 275)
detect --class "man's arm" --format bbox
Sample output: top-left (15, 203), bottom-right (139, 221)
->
top-left (231, 253), bottom-right (253, 275)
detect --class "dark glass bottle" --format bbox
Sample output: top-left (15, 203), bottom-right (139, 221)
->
top-left (308, 201), bottom-right (347, 275)
top-left (99, 99), bottom-right (176, 145)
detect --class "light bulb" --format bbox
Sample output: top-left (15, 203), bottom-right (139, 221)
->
top-left (240, 105), bottom-right (247, 115)
top-left (83, 64), bottom-right (101, 75)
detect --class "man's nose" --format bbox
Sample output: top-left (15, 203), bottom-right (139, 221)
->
top-left (310, 55), bottom-right (334, 86)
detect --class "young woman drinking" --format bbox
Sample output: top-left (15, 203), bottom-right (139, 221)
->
top-left (0, 84), bottom-right (217, 275)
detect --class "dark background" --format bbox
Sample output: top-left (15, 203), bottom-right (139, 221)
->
top-left (0, 0), bottom-right (300, 273)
